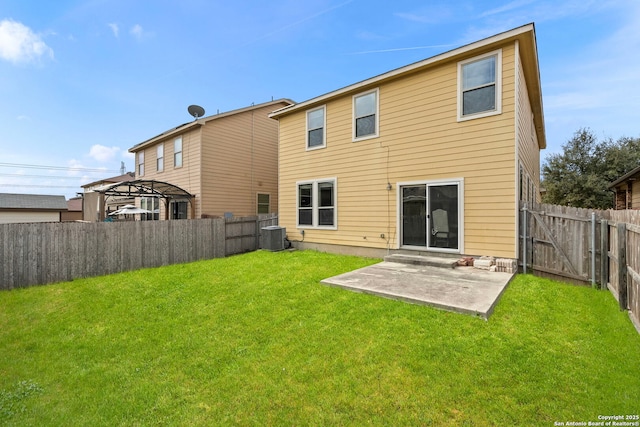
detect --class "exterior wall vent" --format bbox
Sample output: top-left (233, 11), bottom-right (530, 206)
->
top-left (261, 226), bottom-right (286, 251)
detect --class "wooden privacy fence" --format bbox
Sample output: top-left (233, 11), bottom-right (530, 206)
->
top-left (520, 203), bottom-right (602, 285)
top-left (520, 203), bottom-right (640, 330)
top-left (0, 214), bottom-right (278, 290)
top-left (604, 210), bottom-right (640, 330)
top-left (225, 214), bottom-right (278, 255)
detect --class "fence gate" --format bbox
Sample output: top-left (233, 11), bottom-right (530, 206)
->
top-left (520, 202), bottom-right (602, 286)
top-left (520, 203), bottom-right (639, 334)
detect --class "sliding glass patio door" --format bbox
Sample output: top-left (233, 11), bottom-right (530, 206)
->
top-left (401, 185), bottom-right (427, 247)
top-left (400, 181), bottom-right (461, 251)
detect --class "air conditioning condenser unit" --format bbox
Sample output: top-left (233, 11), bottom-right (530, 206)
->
top-left (261, 226), bottom-right (286, 251)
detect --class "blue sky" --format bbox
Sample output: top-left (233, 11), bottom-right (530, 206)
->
top-left (1, 0), bottom-right (639, 198)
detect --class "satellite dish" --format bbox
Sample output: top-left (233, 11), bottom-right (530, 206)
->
top-left (188, 105), bottom-right (205, 120)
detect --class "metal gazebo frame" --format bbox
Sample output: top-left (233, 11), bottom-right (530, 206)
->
top-left (95, 179), bottom-right (195, 220)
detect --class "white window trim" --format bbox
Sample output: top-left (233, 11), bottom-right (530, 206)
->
top-left (157, 143), bottom-right (164, 172)
top-left (137, 150), bottom-right (145, 177)
top-left (257, 192), bottom-right (271, 214)
top-left (352, 88), bottom-right (379, 142)
top-left (306, 105), bottom-right (326, 151)
top-left (296, 177), bottom-right (337, 230)
top-left (396, 178), bottom-right (464, 254)
top-left (140, 197), bottom-right (159, 220)
top-left (457, 49), bottom-right (502, 122)
top-left (174, 136), bottom-right (183, 168)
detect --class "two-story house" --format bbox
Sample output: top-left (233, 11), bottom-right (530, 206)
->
top-left (269, 24), bottom-right (545, 259)
top-left (82, 172), bottom-right (135, 221)
top-left (128, 99), bottom-right (293, 219)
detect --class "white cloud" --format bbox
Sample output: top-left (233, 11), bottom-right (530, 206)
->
top-left (394, 12), bottom-right (433, 23)
top-left (67, 159), bottom-right (86, 177)
top-left (350, 44), bottom-right (456, 55)
top-left (542, 1), bottom-right (640, 150)
top-left (0, 19), bottom-right (54, 64)
top-left (545, 92), bottom-right (601, 111)
top-left (455, 0), bottom-right (610, 47)
top-left (355, 30), bottom-right (388, 41)
top-left (394, 5), bottom-right (453, 24)
top-left (108, 23), bottom-right (119, 38)
top-left (89, 145), bottom-right (120, 162)
top-left (548, 4), bottom-right (640, 109)
top-left (130, 24), bottom-right (146, 40)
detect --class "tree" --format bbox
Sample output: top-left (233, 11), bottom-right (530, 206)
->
top-left (541, 128), bottom-right (640, 209)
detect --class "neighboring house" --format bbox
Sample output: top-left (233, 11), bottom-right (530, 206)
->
top-left (269, 23), bottom-right (545, 259)
top-left (82, 172), bottom-right (135, 221)
top-left (61, 196), bottom-right (83, 221)
top-left (609, 165), bottom-right (640, 209)
top-left (0, 193), bottom-right (68, 224)
top-left (128, 99), bottom-right (293, 219)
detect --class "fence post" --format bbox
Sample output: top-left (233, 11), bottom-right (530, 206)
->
top-left (591, 212), bottom-right (597, 288)
top-left (600, 219), bottom-right (609, 290)
top-left (256, 217), bottom-right (261, 250)
top-left (617, 222), bottom-right (628, 310)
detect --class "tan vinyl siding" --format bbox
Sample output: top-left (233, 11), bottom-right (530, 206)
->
top-left (128, 101), bottom-right (288, 220)
top-left (0, 211), bottom-right (61, 224)
top-left (280, 43), bottom-right (519, 258)
top-left (633, 181), bottom-right (640, 208)
top-left (516, 48), bottom-right (541, 202)
top-left (200, 103), bottom-right (284, 217)
top-left (133, 127), bottom-right (203, 218)
top-left (145, 128), bottom-right (203, 194)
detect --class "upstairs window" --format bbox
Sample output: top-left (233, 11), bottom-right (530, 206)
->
top-left (458, 50), bottom-right (501, 120)
top-left (157, 144), bottom-right (164, 172)
top-left (137, 151), bottom-right (145, 177)
top-left (174, 137), bottom-right (183, 168)
top-left (306, 106), bottom-right (326, 150)
top-left (353, 88), bottom-right (379, 140)
top-left (297, 178), bottom-right (337, 229)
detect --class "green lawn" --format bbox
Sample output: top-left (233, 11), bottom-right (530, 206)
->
top-left (1, 250), bottom-right (639, 426)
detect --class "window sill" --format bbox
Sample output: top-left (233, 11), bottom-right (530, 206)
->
top-left (297, 225), bottom-right (337, 231)
top-left (457, 109), bottom-right (501, 122)
top-left (352, 133), bottom-right (379, 143)
top-left (306, 144), bottom-right (326, 152)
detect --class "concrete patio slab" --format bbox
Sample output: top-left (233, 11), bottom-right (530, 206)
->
top-left (321, 261), bottom-right (514, 319)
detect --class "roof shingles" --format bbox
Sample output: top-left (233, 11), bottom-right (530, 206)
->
top-left (0, 193), bottom-right (68, 210)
